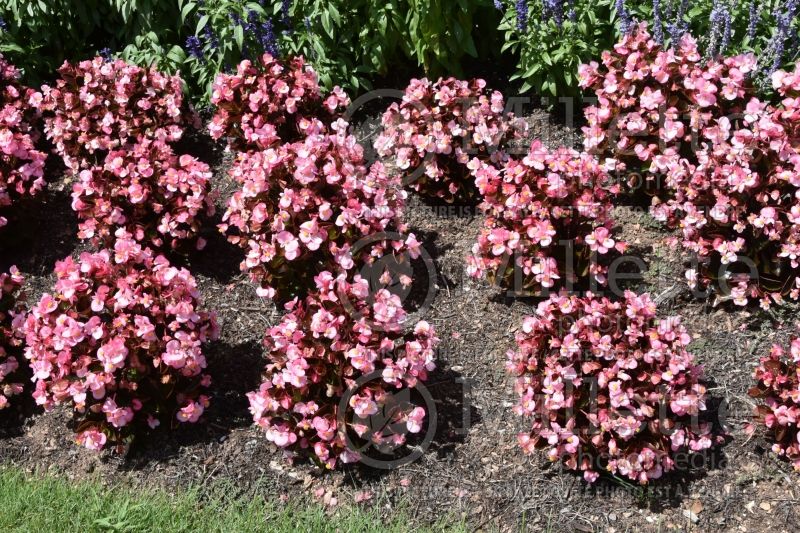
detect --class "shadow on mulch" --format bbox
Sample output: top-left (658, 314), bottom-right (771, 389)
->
top-left (0, 390), bottom-right (39, 439)
top-left (426, 366), bottom-right (481, 459)
top-left (122, 339), bottom-right (265, 466)
top-left (180, 219), bottom-right (243, 284)
top-left (487, 286), bottom-right (546, 308)
top-left (406, 230), bottom-right (450, 315)
top-left (339, 365), bottom-right (480, 486)
top-left (414, 229), bottom-right (451, 259)
top-left (0, 186), bottom-right (79, 276)
top-left (173, 128), bottom-right (226, 169)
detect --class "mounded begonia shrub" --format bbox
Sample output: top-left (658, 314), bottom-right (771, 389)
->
top-left (374, 77), bottom-right (520, 203)
top-left (0, 55), bottom-right (46, 228)
top-left (22, 244), bottom-right (219, 450)
top-left (247, 271), bottom-right (439, 468)
top-left (210, 54), bottom-right (350, 151)
top-left (647, 93), bottom-right (798, 308)
top-left (71, 138), bottom-right (214, 251)
top-left (578, 23), bottom-right (755, 181)
top-left (467, 140), bottom-right (625, 295)
top-left (748, 336), bottom-right (800, 471)
top-left (582, 24), bottom-right (800, 308)
top-left (0, 267), bottom-right (25, 410)
top-left (40, 57), bottom-right (192, 172)
top-left (220, 124), bottom-right (409, 300)
top-left (640, 60), bottom-right (800, 308)
top-left (508, 291), bottom-right (717, 484)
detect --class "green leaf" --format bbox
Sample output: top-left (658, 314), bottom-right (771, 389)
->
top-left (321, 11), bottom-right (333, 38)
top-left (523, 63), bottom-right (541, 78)
top-left (688, 6), bottom-right (704, 18)
top-left (196, 14), bottom-right (209, 34)
top-left (329, 3), bottom-right (341, 25)
top-left (501, 39), bottom-right (518, 53)
top-left (234, 25), bottom-right (244, 49)
top-left (0, 43), bottom-right (25, 53)
top-left (463, 35), bottom-right (477, 57)
top-left (167, 45), bottom-right (186, 65)
top-left (453, 21), bottom-right (464, 43)
top-left (245, 3), bottom-right (267, 16)
top-left (180, 2), bottom-right (196, 22)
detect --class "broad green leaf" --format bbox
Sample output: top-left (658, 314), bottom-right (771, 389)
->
top-left (167, 45), bottom-right (186, 64)
top-left (329, 3), bottom-right (341, 25)
top-left (321, 11), bottom-right (333, 38)
top-left (523, 63), bottom-right (541, 77)
top-left (464, 35), bottom-right (477, 57)
top-left (234, 25), bottom-right (244, 49)
top-left (196, 14), bottom-right (209, 34)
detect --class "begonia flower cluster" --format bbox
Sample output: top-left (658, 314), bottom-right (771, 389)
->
top-left (508, 291), bottom-right (717, 484)
top-left (467, 141), bottom-right (625, 294)
top-left (374, 77), bottom-right (520, 202)
top-left (773, 67), bottom-right (800, 150)
top-left (210, 54), bottom-right (349, 151)
top-left (749, 336), bottom-right (800, 471)
top-left (22, 244), bottom-right (219, 450)
top-left (40, 57), bottom-right (191, 172)
top-left (247, 271), bottom-right (438, 468)
top-left (647, 91), bottom-right (799, 308)
top-left (220, 125), bottom-right (409, 300)
top-left (72, 138), bottom-right (215, 251)
top-left (581, 24), bottom-right (800, 308)
top-left (0, 54), bottom-right (46, 228)
top-left (578, 23), bottom-right (755, 176)
top-left (0, 267), bottom-right (25, 410)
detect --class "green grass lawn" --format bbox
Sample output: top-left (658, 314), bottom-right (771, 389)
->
top-left (0, 467), bottom-right (463, 532)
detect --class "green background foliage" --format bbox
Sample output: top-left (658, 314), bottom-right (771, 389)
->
top-left (1, 0), bottom-right (799, 104)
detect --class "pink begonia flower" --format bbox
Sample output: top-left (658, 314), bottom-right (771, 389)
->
top-left (406, 407), bottom-right (426, 433)
top-left (350, 395), bottom-right (379, 418)
top-left (211, 54), bottom-right (346, 151)
top-left (266, 425), bottom-right (298, 447)
top-left (176, 397), bottom-right (207, 423)
top-left (750, 334), bottom-right (800, 470)
top-left (0, 268), bottom-right (25, 410)
top-left (71, 138), bottom-right (214, 251)
top-left (580, 23), bottom-right (800, 307)
top-left (76, 429), bottom-right (107, 451)
top-left (97, 337), bottom-right (128, 372)
top-left (220, 134), bottom-right (406, 300)
top-left (585, 227), bottom-right (615, 254)
top-left (102, 397), bottom-right (134, 428)
top-left (0, 58), bottom-right (47, 224)
top-left (298, 219), bottom-right (326, 250)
